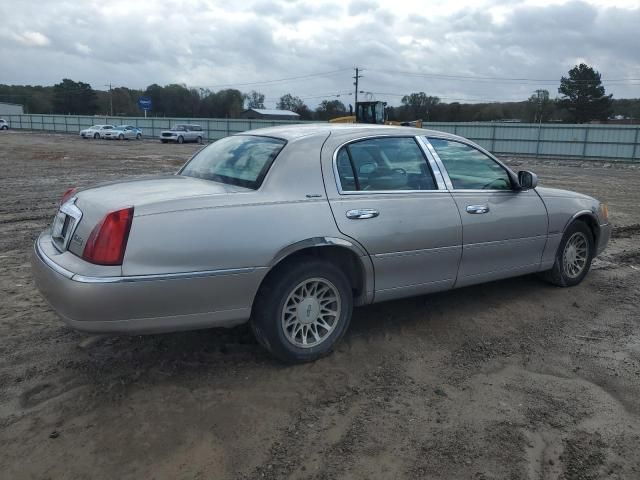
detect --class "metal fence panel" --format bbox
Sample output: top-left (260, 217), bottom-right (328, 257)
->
top-left (5, 114), bottom-right (640, 161)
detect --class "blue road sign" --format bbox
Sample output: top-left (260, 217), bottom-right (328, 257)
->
top-left (138, 96), bottom-right (152, 111)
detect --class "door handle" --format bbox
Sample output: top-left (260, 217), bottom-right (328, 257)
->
top-left (466, 204), bottom-right (490, 214)
top-left (346, 208), bottom-right (379, 219)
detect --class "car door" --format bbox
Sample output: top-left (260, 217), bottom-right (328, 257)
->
top-left (321, 135), bottom-right (462, 302)
top-left (424, 136), bottom-right (548, 287)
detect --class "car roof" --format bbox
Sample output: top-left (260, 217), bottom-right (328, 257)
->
top-left (237, 123), bottom-right (465, 142)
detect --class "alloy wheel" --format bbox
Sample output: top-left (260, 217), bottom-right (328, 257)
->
top-left (563, 231), bottom-right (589, 278)
top-left (281, 277), bottom-right (341, 348)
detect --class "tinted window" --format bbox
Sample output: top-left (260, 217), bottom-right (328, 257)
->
top-left (337, 137), bottom-right (436, 191)
top-left (428, 138), bottom-right (512, 190)
top-left (180, 135), bottom-right (285, 189)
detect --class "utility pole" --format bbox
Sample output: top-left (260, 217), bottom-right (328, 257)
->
top-left (104, 83), bottom-right (113, 117)
top-left (353, 67), bottom-right (363, 112)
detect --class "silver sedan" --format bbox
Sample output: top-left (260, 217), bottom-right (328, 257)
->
top-left (32, 124), bottom-right (611, 363)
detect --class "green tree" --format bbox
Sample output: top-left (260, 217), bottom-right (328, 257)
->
top-left (244, 90), bottom-right (265, 109)
top-left (558, 64), bottom-right (612, 123)
top-left (400, 92), bottom-right (440, 121)
top-left (52, 79), bottom-right (98, 115)
top-left (314, 100), bottom-right (347, 120)
top-left (526, 89), bottom-right (553, 123)
top-left (277, 93), bottom-right (312, 119)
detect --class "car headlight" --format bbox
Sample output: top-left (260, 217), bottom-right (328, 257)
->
top-left (599, 203), bottom-right (609, 222)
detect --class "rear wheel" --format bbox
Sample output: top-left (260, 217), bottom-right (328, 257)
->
top-left (136, 133), bottom-right (142, 140)
top-left (196, 136), bottom-right (203, 144)
top-left (177, 135), bottom-right (184, 144)
top-left (542, 220), bottom-right (594, 287)
top-left (118, 133), bottom-right (124, 140)
top-left (251, 258), bottom-right (353, 363)
top-left (93, 133), bottom-right (99, 139)
top-left (1, 125), bottom-right (7, 130)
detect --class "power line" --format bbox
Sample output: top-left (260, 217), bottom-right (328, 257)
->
top-left (192, 68), bottom-right (351, 89)
top-left (362, 67), bottom-right (640, 85)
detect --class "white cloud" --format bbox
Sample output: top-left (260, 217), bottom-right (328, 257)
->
top-left (0, 0), bottom-right (638, 106)
top-left (12, 31), bottom-right (50, 47)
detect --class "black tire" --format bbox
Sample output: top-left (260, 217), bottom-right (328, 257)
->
top-left (118, 133), bottom-right (124, 140)
top-left (1, 125), bottom-right (7, 130)
top-left (136, 133), bottom-right (142, 140)
top-left (196, 136), bottom-right (203, 144)
top-left (177, 135), bottom-right (184, 144)
top-left (93, 133), bottom-right (99, 139)
top-left (541, 220), bottom-right (594, 287)
top-left (250, 258), bottom-right (353, 363)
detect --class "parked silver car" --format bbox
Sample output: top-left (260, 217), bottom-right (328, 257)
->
top-left (0, 119), bottom-right (9, 130)
top-left (160, 124), bottom-right (204, 144)
top-left (80, 125), bottom-right (114, 139)
top-left (103, 125), bottom-right (143, 140)
top-left (32, 124), bottom-right (610, 363)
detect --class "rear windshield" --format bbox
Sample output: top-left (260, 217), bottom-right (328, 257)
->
top-left (179, 135), bottom-right (286, 189)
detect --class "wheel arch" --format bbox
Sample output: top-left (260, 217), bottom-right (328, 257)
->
top-left (259, 237), bottom-right (374, 307)
top-left (565, 210), bottom-right (599, 245)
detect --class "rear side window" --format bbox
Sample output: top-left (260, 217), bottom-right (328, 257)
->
top-left (336, 137), bottom-right (437, 192)
top-left (180, 135), bottom-right (285, 189)
top-left (428, 138), bottom-right (512, 190)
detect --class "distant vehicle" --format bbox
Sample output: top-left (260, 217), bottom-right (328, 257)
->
top-left (80, 125), bottom-right (114, 139)
top-left (102, 125), bottom-right (143, 140)
top-left (32, 124), bottom-right (610, 363)
top-left (0, 119), bottom-right (9, 130)
top-left (160, 124), bottom-right (203, 144)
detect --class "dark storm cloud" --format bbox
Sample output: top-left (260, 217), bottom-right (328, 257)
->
top-left (0, 0), bottom-right (638, 106)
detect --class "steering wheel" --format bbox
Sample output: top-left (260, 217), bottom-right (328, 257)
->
top-left (482, 178), bottom-right (509, 189)
top-left (392, 168), bottom-right (407, 175)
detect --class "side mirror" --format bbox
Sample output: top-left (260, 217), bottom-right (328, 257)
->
top-left (517, 170), bottom-right (538, 190)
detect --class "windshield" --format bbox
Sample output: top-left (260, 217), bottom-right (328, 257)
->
top-left (172, 125), bottom-right (187, 131)
top-left (179, 135), bottom-right (286, 189)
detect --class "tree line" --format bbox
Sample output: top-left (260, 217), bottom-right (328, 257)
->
top-left (0, 64), bottom-right (636, 123)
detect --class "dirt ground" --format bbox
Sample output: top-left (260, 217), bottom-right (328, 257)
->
top-left (1, 130), bottom-right (639, 480)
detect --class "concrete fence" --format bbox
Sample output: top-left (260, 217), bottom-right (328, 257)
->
top-left (3, 114), bottom-right (640, 161)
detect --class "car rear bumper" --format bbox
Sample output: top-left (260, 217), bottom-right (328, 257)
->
top-left (31, 233), bottom-right (265, 334)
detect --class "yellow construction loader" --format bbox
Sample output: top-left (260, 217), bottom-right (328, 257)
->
top-left (329, 101), bottom-right (423, 128)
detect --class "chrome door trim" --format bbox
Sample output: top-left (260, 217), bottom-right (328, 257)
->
top-left (346, 208), bottom-right (379, 219)
top-left (331, 135), bottom-right (445, 195)
top-left (421, 136), bottom-right (521, 192)
top-left (466, 204), bottom-right (490, 214)
top-left (414, 136), bottom-right (447, 190)
top-left (418, 137), bottom-right (454, 190)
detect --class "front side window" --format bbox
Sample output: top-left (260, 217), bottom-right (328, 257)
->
top-left (428, 138), bottom-right (512, 190)
top-left (336, 137), bottom-right (437, 192)
top-left (180, 135), bottom-right (285, 189)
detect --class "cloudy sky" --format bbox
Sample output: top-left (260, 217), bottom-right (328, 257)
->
top-left (1, 0), bottom-right (639, 107)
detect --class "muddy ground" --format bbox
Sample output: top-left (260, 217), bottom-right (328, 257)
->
top-left (1, 131), bottom-right (639, 480)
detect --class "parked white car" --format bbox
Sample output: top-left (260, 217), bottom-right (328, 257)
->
top-left (0, 119), bottom-right (9, 130)
top-left (160, 124), bottom-right (204, 144)
top-left (80, 125), bottom-right (114, 139)
top-left (102, 125), bottom-right (143, 140)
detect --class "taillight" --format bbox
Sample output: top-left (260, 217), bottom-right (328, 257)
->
top-left (82, 207), bottom-right (134, 265)
top-left (60, 187), bottom-right (77, 205)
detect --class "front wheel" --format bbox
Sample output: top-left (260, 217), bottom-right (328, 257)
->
top-left (93, 133), bottom-right (99, 139)
top-left (118, 133), bottom-right (124, 140)
top-left (136, 133), bottom-right (141, 140)
top-left (251, 258), bottom-right (353, 363)
top-left (196, 136), bottom-right (203, 144)
top-left (177, 135), bottom-right (184, 144)
top-left (542, 220), bottom-right (594, 287)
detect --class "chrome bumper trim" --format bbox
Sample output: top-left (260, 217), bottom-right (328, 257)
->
top-left (35, 238), bottom-right (256, 284)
